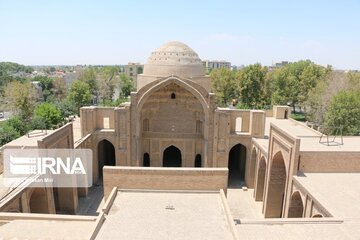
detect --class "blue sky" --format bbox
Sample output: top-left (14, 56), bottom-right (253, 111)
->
top-left (0, 0), bottom-right (359, 69)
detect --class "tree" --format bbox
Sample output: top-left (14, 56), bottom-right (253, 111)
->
top-left (52, 77), bottom-right (67, 101)
top-left (7, 116), bottom-right (28, 135)
top-left (0, 124), bottom-right (20, 146)
top-left (119, 74), bottom-right (134, 98)
top-left (34, 76), bottom-right (54, 101)
top-left (56, 100), bottom-right (76, 119)
top-left (270, 60), bottom-right (328, 112)
top-left (78, 67), bottom-right (98, 96)
top-left (324, 90), bottom-right (360, 135)
top-left (235, 64), bottom-right (269, 109)
top-left (210, 68), bottom-right (237, 106)
top-left (67, 80), bottom-right (92, 114)
top-left (4, 81), bottom-right (36, 121)
top-left (99, 66), bottom-right (118, 103)
top-left (34, 102), bottom-right (63, 129)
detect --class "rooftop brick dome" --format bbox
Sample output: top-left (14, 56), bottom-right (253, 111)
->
top-left (143, 41), bottom-right (205, 78)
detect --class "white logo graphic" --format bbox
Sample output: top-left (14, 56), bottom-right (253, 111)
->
top-left (3, 149), bottom-right (93, 188)
top-left (10, 156), bottom-right (86, 175)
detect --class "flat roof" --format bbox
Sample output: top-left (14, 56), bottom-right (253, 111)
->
top-left (265, 118), bottom-right (360, 152)
top-left (0, 218), bottom-right (95, 239)
top-left (252, 138), bottom-right (269, 155)
top-left (265, 118), bottom-right (320, 138)
top-left (2, 130), bottom-right (55, 148)
top-left (299, 136), bottom-right (360, 152)
top-left (96, 190), bottom-right (235, 240)
top-left (236, 220), bottom-right (360, 240)
top-left (294, 173), bottom-right (360, 218)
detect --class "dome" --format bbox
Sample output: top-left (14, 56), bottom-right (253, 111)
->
top-left (143, 41), bottom-right (205, 78)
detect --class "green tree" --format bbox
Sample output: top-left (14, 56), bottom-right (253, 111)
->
top-left (0, 124), bottom-right (20, 146)
top-left (270, 60), bottom-right (328, 112)
top-left (30, 116), bottom-right (47, 130)
top-left (4, 81), bottom-right (36, 121)
top-left (119, 74), bottom-right (134, 98)
top-left (52, 77), bottom-right (67, 101)
top-left (78, 67), bottom-right (98, 96)
top-left (34, 102), bottom-right (63, 129)
top-left (99, 66), bottom-right (118, 103)
top-left (7, 116), bottom-right (28, 135)
top-left (235, 64), bottom-right (268, 108)
top-left (324, 90), bottom-right (360, 135)
top-left (67, 80), bottom-right (92, 114)
top-left (210, 68), bottom-right (237, 106)
top-left (34, 76), bottom-right (54, 101)
top-left (56, 100), bottom-right (76, 119)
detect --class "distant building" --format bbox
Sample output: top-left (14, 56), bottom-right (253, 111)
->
top-left (273, 61), bottom-right (289, 68)
top-left (123, 62), bottom-right (144, 87)
top-left (202, 60), bottom-right (231, 72)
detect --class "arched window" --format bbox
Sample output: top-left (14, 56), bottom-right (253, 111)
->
top-left (171, 93), bottom-right (176, 99)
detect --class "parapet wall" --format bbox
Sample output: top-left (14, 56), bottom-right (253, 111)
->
top-left (103, 166), bottom-right (228, 199)
top-left (299, 151), bottom-right (360, 173)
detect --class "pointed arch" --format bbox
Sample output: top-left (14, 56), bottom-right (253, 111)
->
top-left (163, 145), bottom-right (182, 167)
top-left (265, 151), bottom-right (287, 218)
top-left (255, 156), bottom-right (266, 201)
top-left (288, 191), bottom-right (304, 218)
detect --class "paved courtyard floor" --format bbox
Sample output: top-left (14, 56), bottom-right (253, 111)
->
top-left (77, 182), bottom-right (105, 216)
top-left (226, 173), bottom-right (264, 219)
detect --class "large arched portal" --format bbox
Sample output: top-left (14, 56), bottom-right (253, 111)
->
top-left (255, 156), bottom-right (266, 201)
top-left (265, 151), bottom-right (287, 218)
top-left (228, 144), bottom-right (247, 187)
top-left (288, 191), bottom-right (304, 218)
top-left (140, 82), bottom-right (205, 135)
top-left (163, 146), bottom-right (182, 167)
top-left (98, 139), bottom-right (115, 180)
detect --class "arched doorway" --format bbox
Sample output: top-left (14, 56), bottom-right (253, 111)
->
top-left (195, 154), bottom-right (202, 167)
top-left (288, 191), bottom-right (304, 218)
top-left (98, 139), bottom-right (115, 179)
top-left (29, 188), bottom-right (50, 213)
top-left (265, 151), bottom-right (287, 218)
top-left (143, 153), bottom-right (150, 167)
top-left (228, 144), bottom-right (247, 187)
top-left (163, 146), bottom-right (182, 167)
top-left (248, 148), bottom-right (257, 188)
top-left (255, 156), bottom-right (266, 201)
